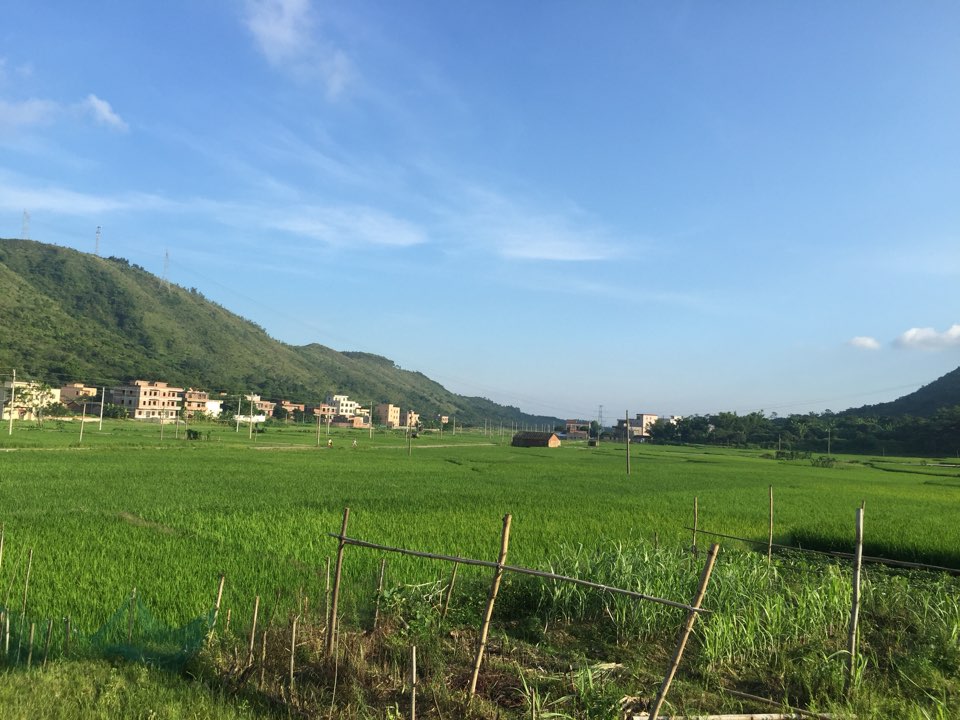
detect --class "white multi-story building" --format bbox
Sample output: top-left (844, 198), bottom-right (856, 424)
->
top-left (108, 380), bottom-right (183, 421)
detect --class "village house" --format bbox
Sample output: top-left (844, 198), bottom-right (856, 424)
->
top-left (564, 419), bottom-right (590, 440)
top-left (1, 380), bottom-right (62, 420)
top-left (511, 431), bottom-right (561, 448)
top-left (182, 388), bottom-right (209, 418)
top-left (60, 383), bottom-right (98, 404)
top-left (400, 409), bottom-right (420, 429)
top-left (309, 403), bottom-right (337, 423)
top-left (108, 380), bottom-right (183, 421)
top-left (615, 413), bottom-right (660, 441)
top-left (375, 403), bottom-right (401, 428)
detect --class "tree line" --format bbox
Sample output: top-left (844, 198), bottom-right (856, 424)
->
top-left (645, 407), bottom-right (960, 457)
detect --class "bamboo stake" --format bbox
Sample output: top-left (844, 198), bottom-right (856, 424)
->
top-left (3, 612), bottom-right (8, 659)
top-left (127, 587), bottom-right (137, 644)
top-left (468, 514), bottom-right (512, 696)
top-left (258, 629), bottom-right (268, 690)
top-left (691, 497), bottom-right (698, 555)
top-left (323, 556), bottom-right (331, 631)
top-left (768, 485), bottom-right (774, 564)
top-left (209, 573), bottom-right (226, 638)
top-left (844, 507), bottom-right (864, 696)
top-left (326, 508), bottom-right (350, 656)
top-left (441, 562), bottom-right (459, 621)
top-left (647, 542), bottom-right (720, 719)
top-left (225, 607), bottom-right (232, 634)
top-left (42, 618), bottom-right (52, 667)
top-left (247, 595), bottom-right (260, 667)
top-left (410, 644), bottom-right (418, 720)
top-left (0, 523), bottom-right (4, 573)
top-left (16, 547), bottom-right (33, 663)
top-left (289, 615), bottom-right (299, 697)
top-left (64, 616), bottom-right (71, 657)
top-left (372, 558), bottom-right (387, 631)
top-left (26, 622), bottom-right (34, 668)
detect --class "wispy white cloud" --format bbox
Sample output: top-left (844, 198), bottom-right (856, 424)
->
top-left (0, 174), bottom-right (174, 215)
top-left (0, 98), bottom-right (59, 130)
top-left (848, 336), bottom-right (881, 350)
top-left (243, 0), bottom-right (353, 99)
top-left (274, 205), bottom-right (427, 247)
top-left (1, 93), bottom-right (128, 134)
top-left (895, 324), bottom-right (960, 350)
top-left (79, 94), bottom-right (128, 132)
top-left (436, 185), bottom-right (622, 262)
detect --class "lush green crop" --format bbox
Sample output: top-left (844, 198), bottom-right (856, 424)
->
top-left (1, 420), bottom-right (958, 717)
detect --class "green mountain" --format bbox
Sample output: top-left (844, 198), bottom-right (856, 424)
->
top-left (846, 366), bottom-right (960, 418)
top-left (0, 238), bottom-right (560, 426)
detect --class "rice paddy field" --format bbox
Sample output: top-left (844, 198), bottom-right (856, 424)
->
top-left (0, 419), bottom-right (958, 718)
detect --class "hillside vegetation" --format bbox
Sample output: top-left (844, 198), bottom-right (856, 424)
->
top-left (0, 239), bottom-right (557, 426)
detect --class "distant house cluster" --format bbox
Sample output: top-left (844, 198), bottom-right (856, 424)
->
top-left (1, 378), bottom-right (425, 430)
top-left (614, 413), bottom-right (682, 441)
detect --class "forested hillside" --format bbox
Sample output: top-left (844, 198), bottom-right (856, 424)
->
top-left (0, 239), bottom-right (558, 426)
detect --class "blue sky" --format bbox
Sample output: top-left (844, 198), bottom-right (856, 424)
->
top-left (2, 1), bottom-right (959, 420)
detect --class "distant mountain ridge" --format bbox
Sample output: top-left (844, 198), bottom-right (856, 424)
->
top-left (845, 366), bottom-right (960, 418)
top-left (0, 238), bottom-right (560, 426)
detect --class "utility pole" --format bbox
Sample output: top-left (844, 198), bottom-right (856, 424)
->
top-left (79, 403), bottom-right (87, 444)
top-left (7, 369), bottom-right (15, 436)
top-left (625, 409), bottom-right (631, 476)
top-left (248, 398), bottom-right (255, 439)
top-left (95, 226), bottom-right (101, 256)
top-left (316, 413), bottom-right (321, 446)
top-left (598, 404), bottom-right (603, 446)
top-left (236, 395), bottom-right (242, 433)
top-left (98, 387), bottom-right (105, 431)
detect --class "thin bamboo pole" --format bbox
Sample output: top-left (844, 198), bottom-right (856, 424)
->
top-left (258, 629), bottom-right (268, 690)
top-left (42, 618), bottom-right (52, 667)
top-left (127, 587), bottom-right (137, 644)
top-left (410, 644), bottom-right (418, 720)
top-left (329, 532), bottom-right (707, 613)
top-left (844, 507), bottom-right (864, 696)
top-left (0, 523), bottom-right (4, 573)
top-left (247, 595), bottom-right (260, 667)
top-left (468, 514), bottom-right (512, 696)
top-left (647, 542), bottom-right (720, 719)
top-left (768, 485), bottom-right (774, 564)
top-left (26, 622), bottom-right (35, 668)
top-left (325, 508), bottom-right (350, 656)
top-left (441, 562), bottom-right (459, 621)
top-left (210, 573), bottom-right (226, 636)
top-left (692, 497), bottom-right (699, 555)
top-left (289, 615), bottom-right (299, 697)
top-left (323, 557), bottom-right (331, 631)
top-left (372, 558), bottom-right (387, 631)
top-left (16, 547), bottom-right (33, 663)
top-left (3, 612), bottom-right (8, 659)
top-left (64, 616), bottom-right (71, 657)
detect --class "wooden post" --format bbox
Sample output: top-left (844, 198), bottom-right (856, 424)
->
top-left (691, 497), bottom-right (699, 555)
top-left (323, 557), bottom-right (331, 631)
top-left (247, 595), bottom-right (260, 667)
top-left (0, 523), bottom-right (5, 573)
top-left (647, 542), bottom-right (720, 720)
top-left (767, 485), bottom-right (774, 564)
top-left (441, 562), bottom-right (459, 622)
top-left (372, 558), bottom-right (387, 631)
top-left (64, 616), bottom-right (71, 657)
top-left (410, 644), bottom-right (418, 720)
top-left (845, 507), bottom-right (865, 696)
top-left (27, 623), bottom-right (37, 670)
top-left (625, 410), bottom-right (631, 476)
top-left (17, 547), bottom-right (33, 663)
top-left (42, 618), bottom-right (53, 667)
top-left (3, 612), bottom-right (9, 659)
top-left (326, 508), bottom-right (350, 656)
top-left (468, 514), bottom-right (512, 696)
top-left (127, 587), bottom-right (137, 644)
top-left (26, 622), bottom-right (35, 669)
top-left (225, 607), bottom-right (232, 634)
top-left (209, 573), bottom-right (226, 639)
top-left (258, 629), bottom-right (268, 690)
top-left (289, 615), bottom-right (299, 697)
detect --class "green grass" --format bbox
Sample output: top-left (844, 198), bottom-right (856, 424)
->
top-left (1, 420), bottom-right (959, 717)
